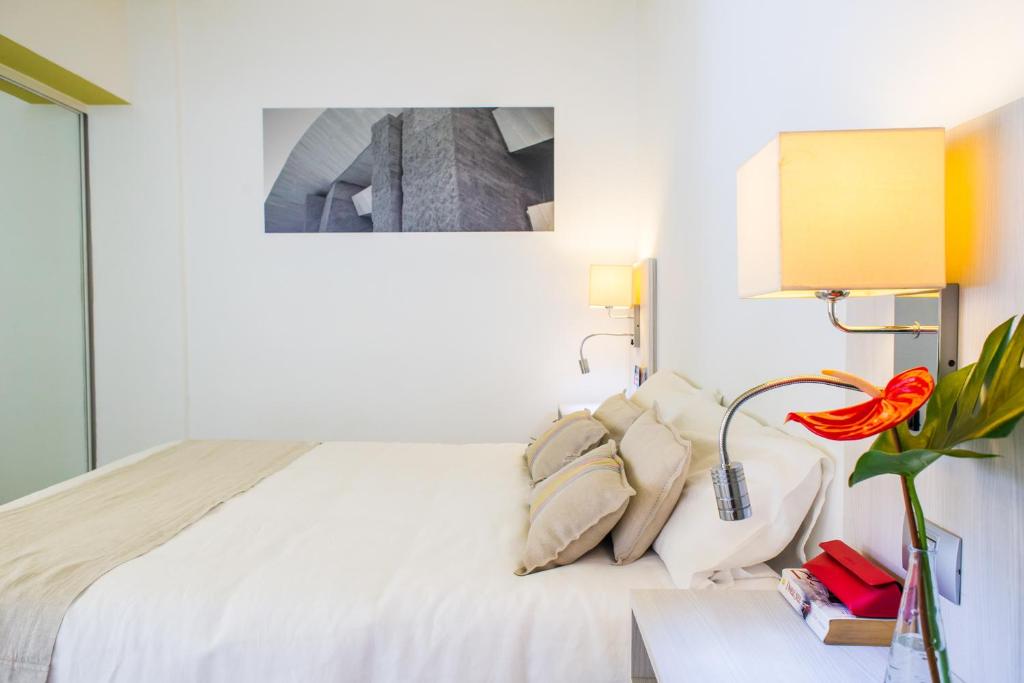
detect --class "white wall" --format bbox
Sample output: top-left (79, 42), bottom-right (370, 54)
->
top-left (88, 0), bottom-right (188, 464)
top-left (0, 0), bottom-right (131, 100)
top-left (174, 0), bottom-right (643, 443)
top-left (635, 0), bottom-right (853, 547)
top-left (636, 1), bottom-right (1024, 679)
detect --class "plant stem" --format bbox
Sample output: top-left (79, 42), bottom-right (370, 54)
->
top-left (891, 428), bottom-right (949, 683)
top-left (899, 476), bottom-right (944, 682)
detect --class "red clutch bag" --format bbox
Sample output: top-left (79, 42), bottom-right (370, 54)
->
top-left (803, 540), bottom-right (901, 618)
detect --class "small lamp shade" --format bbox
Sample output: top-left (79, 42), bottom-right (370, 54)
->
top-left (589, 265), bottom-right (633, 308)
top-left (736, 128), bottom-right (946, 298)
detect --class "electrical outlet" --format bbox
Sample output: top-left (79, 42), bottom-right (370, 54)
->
top-left (902, 519), bottom-right (962, 605)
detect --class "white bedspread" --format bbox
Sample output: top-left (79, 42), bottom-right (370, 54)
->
top-left (32, 442), bottom-right (773, 682)
top-left (39, 442), bottom-right (654, 682)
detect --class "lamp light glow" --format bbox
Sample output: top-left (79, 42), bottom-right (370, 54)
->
top-left (588, 265), bottom-right (633, 308)
top-left (736, 128), bottom-right (946, 299)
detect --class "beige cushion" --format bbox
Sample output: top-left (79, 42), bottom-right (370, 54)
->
top-left (516, 442), bottom-right (634, 575)
top-left (524, 410), bottom-right (608, 483)
top-left (612, 406), bottom-right (692, 564)
top-left (592, 391), bottom-right (643, 443)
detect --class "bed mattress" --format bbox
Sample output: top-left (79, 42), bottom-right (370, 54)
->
top-left (36, 441), bottom-right (682, 682)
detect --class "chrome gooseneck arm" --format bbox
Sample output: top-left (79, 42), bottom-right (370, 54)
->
top-left (816, 289), bottom-right (938, 337)
top-left (578, 332), bottom-right (635, 374)
top-left (713, 375), bottom-right (860, 521)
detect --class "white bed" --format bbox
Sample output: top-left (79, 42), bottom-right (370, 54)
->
top-left (0, 439), bottom-right (787, 682)
top-left (37, 441), bottom-right (668, 682)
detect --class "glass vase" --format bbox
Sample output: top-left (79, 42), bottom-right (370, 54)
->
top-left (884, 545), bottom-right (948, 683)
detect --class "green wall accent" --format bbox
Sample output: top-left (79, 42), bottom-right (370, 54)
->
top-left (0, 34), bottom-right (128, 105)
top-left (0, 77), bottom-right (49, 104)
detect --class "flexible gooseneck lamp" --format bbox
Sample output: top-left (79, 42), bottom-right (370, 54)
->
top-left (712, 372), bottom-right (866, 520)
top-left (719, 127), bottom-right (958, 521)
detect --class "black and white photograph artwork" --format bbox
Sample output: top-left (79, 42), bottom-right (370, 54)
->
top-left (263, 107), bottom-right (555, 233)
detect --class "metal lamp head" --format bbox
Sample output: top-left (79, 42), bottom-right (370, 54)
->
top-left (711, 462), bottom-right (751, 521)
top-left (578, 357), bottom-right (590, 374)
top-left (713, 374), bottom-right (865, 524)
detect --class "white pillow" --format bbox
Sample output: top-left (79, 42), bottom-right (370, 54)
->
top-left (632, 370), bottom-right (722, 411)
top-left (654, 390), bottom-right (764, 469)
top-left (652, 408), bottom-right (832, 588)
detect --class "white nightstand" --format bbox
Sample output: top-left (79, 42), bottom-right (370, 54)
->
top-left (630, 589), bottom-right (889, 682)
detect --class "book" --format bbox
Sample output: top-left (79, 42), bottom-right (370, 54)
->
top-left (777, 567), bottom-right (896, 646)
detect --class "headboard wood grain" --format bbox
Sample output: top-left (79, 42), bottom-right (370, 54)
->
top-left (848, 97), bottom-right (1024, 682)
top-left (632, 258), bottom-right (657, 382)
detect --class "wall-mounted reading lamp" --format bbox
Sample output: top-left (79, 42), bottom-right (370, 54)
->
top-left (716, 127), bottom-right (958, 521)
top-left (578, 265), bottom-right (638, 374)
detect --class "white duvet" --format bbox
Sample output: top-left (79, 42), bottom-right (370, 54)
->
top-left (40, 441), bottom-right (683, 683)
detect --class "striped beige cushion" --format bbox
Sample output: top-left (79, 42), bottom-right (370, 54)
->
top-left (612, 405), bottom-right (692, 564)
top-left (593, 391), bottom-right (643, 443)
top-left (524, 410), bottom-right (608, 483)
top-left (516, 442), bottom-right (635, 575)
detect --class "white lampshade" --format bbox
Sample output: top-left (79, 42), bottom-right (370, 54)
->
top-left (736, 128), bottom-right (946, 298)
top-left (589, 265), bottom-right (633, 308)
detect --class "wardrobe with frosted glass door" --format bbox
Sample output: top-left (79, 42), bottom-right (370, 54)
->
top-left (0, 76), bottom-right (93, 504)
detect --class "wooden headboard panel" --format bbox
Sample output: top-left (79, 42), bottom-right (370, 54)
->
top-left (631, 258), bottom-right (657, 384)
top-left (848, 98), bottom-right (1024, 681)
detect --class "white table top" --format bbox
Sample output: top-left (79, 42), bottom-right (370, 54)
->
top-left (630, 589), bottom-right (890, 682)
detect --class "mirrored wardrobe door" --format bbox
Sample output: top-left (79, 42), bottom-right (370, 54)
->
top-left (0, 78), bottom-right (92, 504)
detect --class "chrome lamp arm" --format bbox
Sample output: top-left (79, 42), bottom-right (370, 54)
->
top-left (605, 306), bottom-right (636, 320)
top-left (578, 332), bottom-right (635, 374)
top-left (713, 375), bottom-right (860, 521)
top-left (816, 290), bottom-right (938, 337)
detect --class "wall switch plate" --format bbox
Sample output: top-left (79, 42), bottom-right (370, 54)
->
top-left (902, 519), bottom-right (962, 605)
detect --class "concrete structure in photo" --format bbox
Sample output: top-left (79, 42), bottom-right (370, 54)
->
top-left (265, 107), bottom-right (555, 232)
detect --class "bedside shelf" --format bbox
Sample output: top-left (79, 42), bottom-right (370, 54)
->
top-left (630, 589), bottom-right (889, 682)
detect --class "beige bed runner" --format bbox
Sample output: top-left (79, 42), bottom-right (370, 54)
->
top-left (0, 439), bottom-right (318, 683)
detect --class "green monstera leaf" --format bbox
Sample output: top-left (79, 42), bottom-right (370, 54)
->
top-left (850, 316), bottom-right (1024, 486)
top-left (848, 448), bottom-right (997, 486)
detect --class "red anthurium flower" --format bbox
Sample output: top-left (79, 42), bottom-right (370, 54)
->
top-left (786, 367), bottom-right (935, 441)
